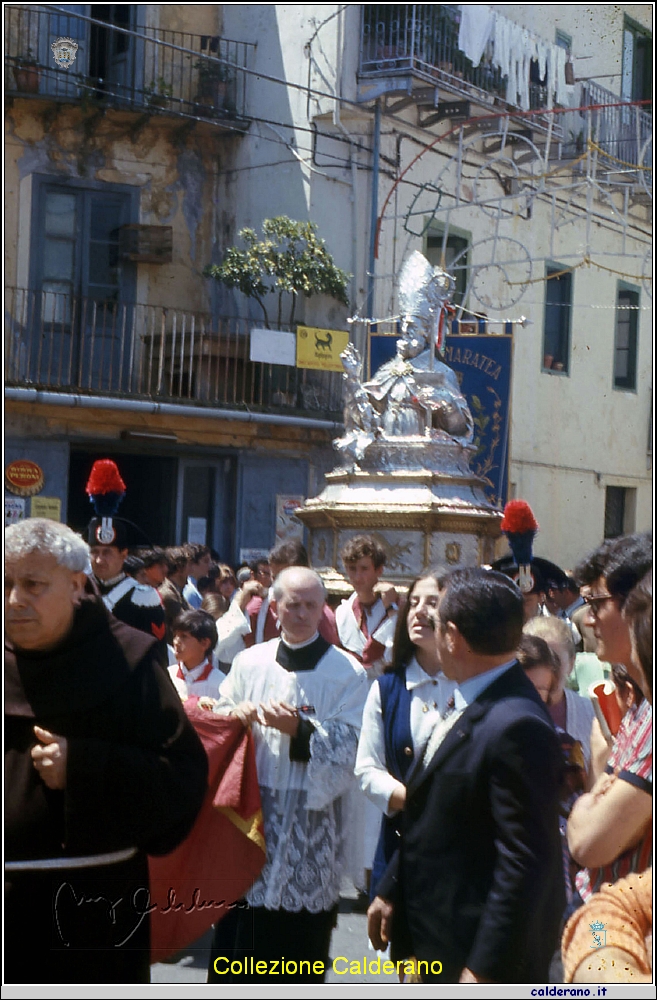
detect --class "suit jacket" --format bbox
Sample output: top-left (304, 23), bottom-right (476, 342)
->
top-left (377, 663), bottom-right (565, 983)
top-left (159, 577), bottom-right (191, 645)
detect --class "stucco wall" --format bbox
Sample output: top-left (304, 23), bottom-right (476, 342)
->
top-left (5, 103), bottom-right (231, 311)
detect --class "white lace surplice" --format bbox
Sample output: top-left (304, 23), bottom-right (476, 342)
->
top-left (214, 639), bottom-right (368, 911)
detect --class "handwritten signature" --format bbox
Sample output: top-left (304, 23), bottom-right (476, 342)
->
top-left (54, 883), bottom-right (247, 948)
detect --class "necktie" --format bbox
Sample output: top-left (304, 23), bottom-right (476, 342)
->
top-left (422, 696), bottom-right (462, 769)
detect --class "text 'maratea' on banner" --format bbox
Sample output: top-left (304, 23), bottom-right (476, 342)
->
top-left (369, 330), bottom-right (512, 507)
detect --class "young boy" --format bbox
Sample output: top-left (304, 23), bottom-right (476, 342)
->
top-left (335, 535), bottom-right (398, 674)
top-left (335, 535), bottom-right (398, 900)
top-left (169, 609), bottom-right (221, 700)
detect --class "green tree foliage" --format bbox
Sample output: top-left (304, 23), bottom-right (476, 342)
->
top-left (205, 216), bottom-right (350, 328)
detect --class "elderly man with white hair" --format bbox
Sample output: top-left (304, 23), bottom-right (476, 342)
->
top-left (208, 566), bottom-right (368, 984)
top-left (5, 519), bottom-right (208, 984)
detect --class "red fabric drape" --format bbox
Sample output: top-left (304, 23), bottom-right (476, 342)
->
top-left (149, 703), bottom-right (265, 962)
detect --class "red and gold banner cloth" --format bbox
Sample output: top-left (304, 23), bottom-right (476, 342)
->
top-left (149, 703), bottom-right (265, 961)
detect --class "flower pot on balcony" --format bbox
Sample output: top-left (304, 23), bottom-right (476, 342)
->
top-left (14, 62), bottom-right (40, 94)
top-left (195, 80), bottom-right (228, 113)
top-left (194, 58), bottom-right (231, 115)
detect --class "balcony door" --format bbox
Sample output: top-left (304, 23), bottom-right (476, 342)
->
top-left (28, 177), bottom-right (137, 392)
top-left (39, 5), bottom-right (143, 105)
top-left (89, 5), bottom-right (143, 105)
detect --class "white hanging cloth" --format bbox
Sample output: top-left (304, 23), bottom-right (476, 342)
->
top-left (458, 4), bottom-right (496, 68)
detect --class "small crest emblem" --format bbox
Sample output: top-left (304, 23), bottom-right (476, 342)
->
top-left (515, 566), bottom-right (534, 594)
top-left (51, 37), bottom-right (79, 69)
top-left (96, 518), bottom-right (117, 545)
top-left (445, 542), bottom-right (461, 565)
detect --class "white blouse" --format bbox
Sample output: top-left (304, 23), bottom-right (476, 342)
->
top-left (355, 656), bottom-right (456, 815)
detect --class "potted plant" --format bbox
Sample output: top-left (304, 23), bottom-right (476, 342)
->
top-left (13, 49), bottom-right (40, 94)
top-left (205, 216), bottom-right (350, 329)
top-left (194, 57), bottom-right (231, 112)
top-left (144, 76), bottom-right (173, 110)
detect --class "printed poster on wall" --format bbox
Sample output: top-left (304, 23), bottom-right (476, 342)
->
top-left (239, 548), bottom-right (270, 566)
top-left (30, 496), bottom-right (62, 521)
top-left (275, 495), bottom-right (305, 542)
top-left (187, 517), bottom-right (207, 545)
top-left (369, 330), bottom-right (513, 507)
top-left (5, 497), bottom-right (26, 527)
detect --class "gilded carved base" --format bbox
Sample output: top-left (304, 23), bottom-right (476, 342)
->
top-left (298, 461), bottom-right (502, 595)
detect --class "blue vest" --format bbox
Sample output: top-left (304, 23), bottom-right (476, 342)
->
top-left (370, 666), bottom-right (413, 898)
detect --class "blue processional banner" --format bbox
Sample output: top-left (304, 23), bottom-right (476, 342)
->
top-left (369, 330), bottom-right (513, 507)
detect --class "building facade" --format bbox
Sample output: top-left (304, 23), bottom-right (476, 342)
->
top-left (5, 4), bottom-right (652, 568)
top-left (4, 3), bottom-right (342, 559)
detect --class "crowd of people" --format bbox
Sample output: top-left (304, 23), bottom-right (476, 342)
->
top-left (4, 466), bottom-right (652, 985)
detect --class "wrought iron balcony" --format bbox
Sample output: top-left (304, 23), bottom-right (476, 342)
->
top-left (359, 4), bottom-right (547, 110)
top-left (4, 5), bottom-right (254, 128)
top-left (4, 288), bottom-right (343, 420)
top-left (579, 79), bottom-right (652, 172)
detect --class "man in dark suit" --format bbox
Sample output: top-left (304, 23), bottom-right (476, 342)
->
top-left (368, 568), bottom-right (565, 984)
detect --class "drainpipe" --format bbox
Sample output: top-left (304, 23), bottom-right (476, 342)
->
top-left (366, 98), bottom-right (381, 340)
top-left (4, 388), bottom-right (343, 432)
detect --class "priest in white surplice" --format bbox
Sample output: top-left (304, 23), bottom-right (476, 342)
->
top-left (208, 567), bottom-right (368, 984)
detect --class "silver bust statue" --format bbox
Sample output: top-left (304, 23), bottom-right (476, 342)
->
top-left (336, 252), bottom-right (473, 463)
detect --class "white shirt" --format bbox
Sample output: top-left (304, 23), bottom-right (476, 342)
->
top-left (213, 600), bottom-right (252, 668)
top-left (183, 577), bottom-right (202, 609)
top-left (355, 657), bottom-right (455, 815)
top-left (168, 657), bottom-right (223, 700)
top-left (335, 592), bottom-right (397, 676)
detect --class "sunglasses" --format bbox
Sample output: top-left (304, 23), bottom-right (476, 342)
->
top-left (582, 594), bottom-right (616, 616)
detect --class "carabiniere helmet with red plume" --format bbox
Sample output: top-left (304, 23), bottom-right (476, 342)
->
top-left (85, 459), bottom-right (149, 549)
top-left (492, 500), bottom-right (568, 595)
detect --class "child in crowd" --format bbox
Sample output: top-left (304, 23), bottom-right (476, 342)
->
top-left (169, 609), bottom-right (221, 700)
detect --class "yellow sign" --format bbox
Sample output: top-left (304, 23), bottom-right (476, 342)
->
top-left (296, 326), bottom-right (350, 372)
top-left (30, 496), bottom-right (62, 521)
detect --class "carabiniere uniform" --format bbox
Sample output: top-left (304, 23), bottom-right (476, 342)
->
top-left (85, 459), bottom-right (168, 666)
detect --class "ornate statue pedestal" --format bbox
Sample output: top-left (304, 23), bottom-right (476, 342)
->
top-left (297, 437), bottom-right (502, 596)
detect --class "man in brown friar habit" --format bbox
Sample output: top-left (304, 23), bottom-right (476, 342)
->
top-left (85, 459), bottom-right (168, 665)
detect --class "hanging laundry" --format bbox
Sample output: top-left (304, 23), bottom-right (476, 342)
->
top-left (554, 45), bottom-right (575, 106)
top-left (457, 4), bottom-right (496, 68)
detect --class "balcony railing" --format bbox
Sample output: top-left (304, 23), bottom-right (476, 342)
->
top-left (361, 5), bottom-right (497, 88)
top-left (359, 4), bottom-right (547, 110)
top-left (4, 288), bottom-right (343, 419)
top-left (579, 80), bottom-right (652, 171)
top-left (4, 5), bottom-right (254, 126)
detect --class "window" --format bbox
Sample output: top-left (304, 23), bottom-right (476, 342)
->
top-left (555, 30), bottom-right (572, 53)
top-left (32, 179), bottom-right (136, 307)
top-left (604, 486), bottom-right (636, 538)
top-left (614, 284), bottom-right (639, 390)
top-left (542, 265), bottom-right (572, 373)
top-left (621, 17), bottom-right (652, 104)
top-left (426, 227), bottom-right (470, 306)
top-left (27, 176), bottom-right (137, 390)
